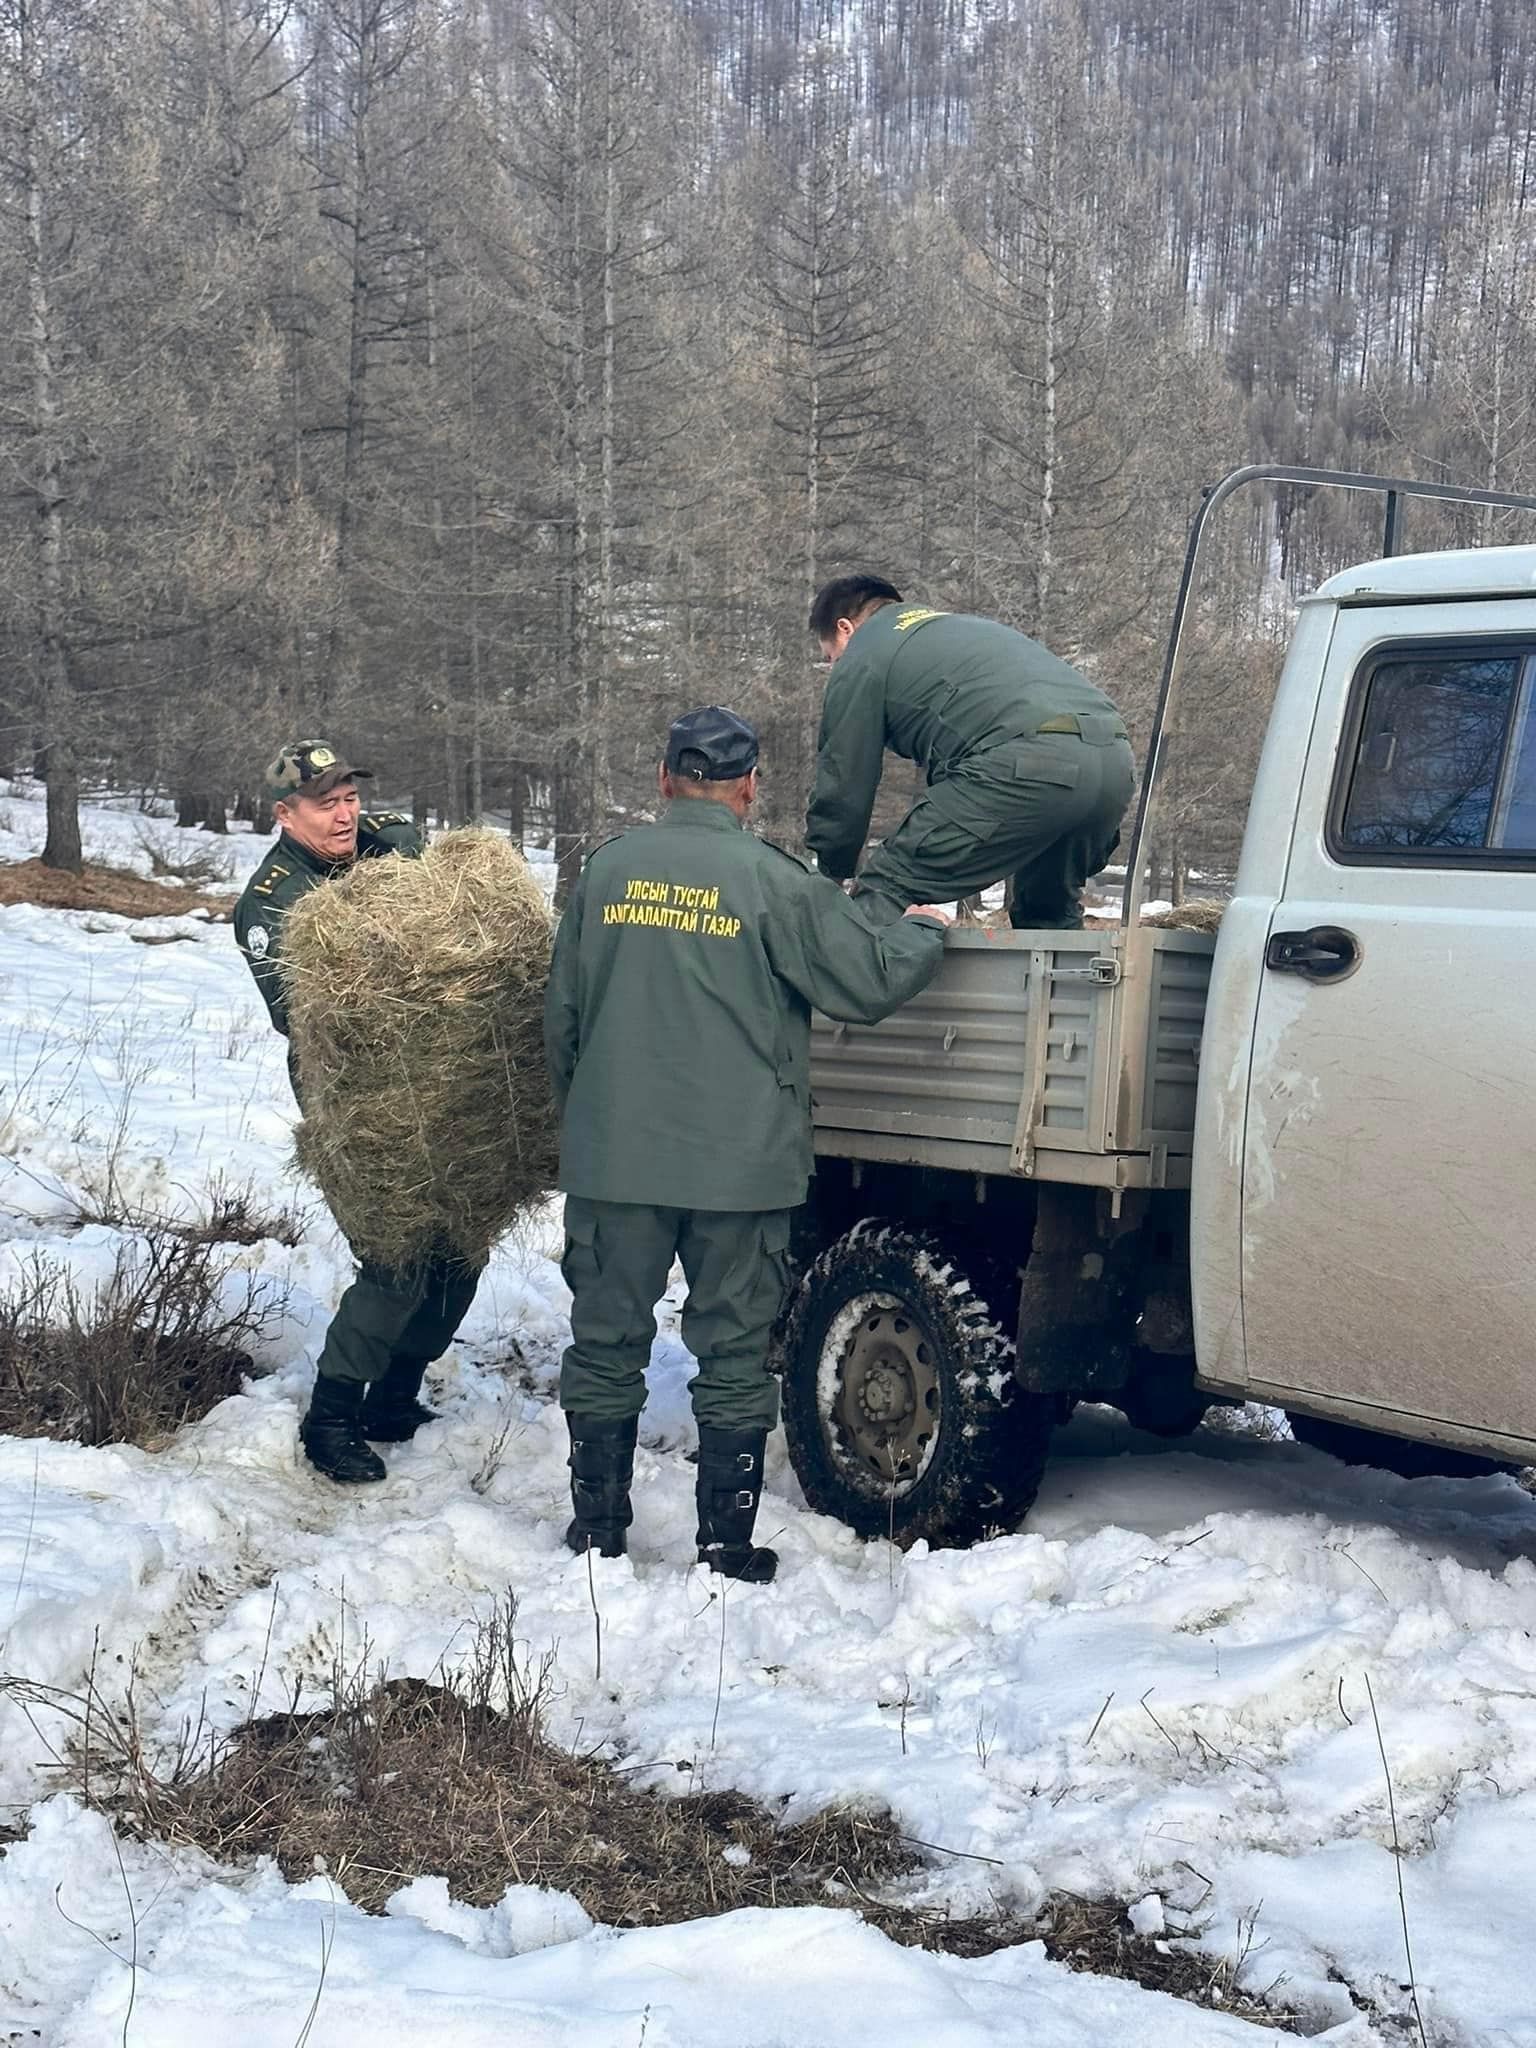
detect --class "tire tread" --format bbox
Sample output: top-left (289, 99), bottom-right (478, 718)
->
top-left (780, 1219), bottom-right (1053, 1548)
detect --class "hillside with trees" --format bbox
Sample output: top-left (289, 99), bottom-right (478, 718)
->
top-left (4, 0), bottom-right (1533, 887)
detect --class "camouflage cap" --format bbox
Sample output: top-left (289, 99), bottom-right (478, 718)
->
top-left (263, 741), bottom-right (373, 800)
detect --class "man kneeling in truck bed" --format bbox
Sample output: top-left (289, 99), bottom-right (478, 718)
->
top-left (806, 576), bottom-right (1136, 928)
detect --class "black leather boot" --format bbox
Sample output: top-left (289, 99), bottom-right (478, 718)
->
top-left (301, 1374), bottom-right (387, 1484)
top-left (695, 1426), bottom-right (778, 1584)
top-left (360, 1358), bottom-right (438, 1441)
top-left (565, 1414), bottom-right (638, 1558)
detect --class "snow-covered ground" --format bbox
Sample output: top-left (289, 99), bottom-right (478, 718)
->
top-left (2, 786), bottom-right (1534, 2046)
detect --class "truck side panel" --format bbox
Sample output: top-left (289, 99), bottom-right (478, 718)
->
top-left (810, 930), bottom-right (1108, 1175)
top-left (812, 927), bottom-right (1212, 1188)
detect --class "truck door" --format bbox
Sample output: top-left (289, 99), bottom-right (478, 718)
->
top-left (1241, 599), bottom-right (1536, 1450)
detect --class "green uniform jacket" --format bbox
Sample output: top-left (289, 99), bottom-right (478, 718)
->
top-left (806, 605), bottom-right (1127, 880)
top-left (544, 799), bottom-right (945, 1211)
top-left (232, 813), bottom-right (422, 1040)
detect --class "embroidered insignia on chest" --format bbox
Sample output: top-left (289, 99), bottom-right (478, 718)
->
top-left (246, 925), bottom-right (270, 959)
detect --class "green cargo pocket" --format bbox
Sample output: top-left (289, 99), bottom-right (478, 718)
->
top-left (775, 1058), bottom-right (809, 1117)
top-left (761, 1211), bottom-right (792, 1255)
top-left (878, 803), bottom-right (976, 867)
top-left (1012, 744), bottom-right (1082, 790)
top-left (761, 1210), bottom-right (794, 1357)
top-left (762, 1210), bottom-right (792, 1285)
top-left (560, 1198), bottom-right (600, 1293)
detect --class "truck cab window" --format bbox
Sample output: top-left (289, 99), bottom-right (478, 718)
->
top-left (1492, 661), bottom-right (1536, 847)
top-left (1336, 651), bottom-right (1536, 856)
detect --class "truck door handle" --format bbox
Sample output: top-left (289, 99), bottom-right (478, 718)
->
top-left (1264, 925), bottom-right (1361, 982)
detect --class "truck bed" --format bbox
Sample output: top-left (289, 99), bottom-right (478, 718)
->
top-left (811, 925), bottom-right (1215, 1190)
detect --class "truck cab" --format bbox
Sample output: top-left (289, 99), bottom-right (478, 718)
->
top-left (778, 476), bottom-right (1536, 1547)
top-left (1194, 544), bottom-right (1536, 1461)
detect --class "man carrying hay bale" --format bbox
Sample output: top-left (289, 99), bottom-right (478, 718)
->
top-left (233, 740), bottom-right (488, 1485)
top-left (545, 706), bottom-right (947, 1583)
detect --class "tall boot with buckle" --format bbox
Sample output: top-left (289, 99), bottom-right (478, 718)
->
top-left (359, 1357), bottom-right (438, 1441)
top-left (564, 1414), bottom-right (638, 1558)
top-left (695, 1426), bottom-right (778, 1584)
top-left (300, 1374), bottom-right (387, 1484)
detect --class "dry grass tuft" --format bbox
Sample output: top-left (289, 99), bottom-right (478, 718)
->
top-left (1038, 1893), bottom-right (1303, 2030)
top-left (0, 1230), bottom-right (277, 1446)
top-left (0, 857), bottom-right (233, 920)
top-left (282, 830), bottom-right (557, 1267)
top-left (8, 1598), bottom-right (991, 1949)
top-left (181, 1682), bottom-right (924, 1928)
top-left (1142, 898), bottom-right (1226, 932)
top-left (2, 1604), bottom-right (1301, 2028)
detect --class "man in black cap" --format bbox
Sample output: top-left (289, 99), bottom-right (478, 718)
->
top-left (234, 741), bottom-right (479, 1484)
top-left (545, 707), bottom-right (947, 1582)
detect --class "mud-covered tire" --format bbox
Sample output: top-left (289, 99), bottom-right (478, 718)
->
top-left (779, 1219), bottom-right (1054, 1548)
top-left (1286, 1411), bottom-right (1509, 1481)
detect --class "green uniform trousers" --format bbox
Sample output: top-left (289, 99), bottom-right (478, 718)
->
top-left (315, 1252), bottom-right (480, 1387)
top-left (855, 732), bottom-right (1136, 929)
top-left (558, 1197), bottom-right (791, 1431)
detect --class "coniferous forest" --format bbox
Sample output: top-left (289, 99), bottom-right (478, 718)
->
top-left (4, 0), bottom-right (1534, 888)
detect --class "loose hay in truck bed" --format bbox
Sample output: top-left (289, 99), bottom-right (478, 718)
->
top-left (1140, 897), bottom-right (1226, 932)
top-left (281, 829), bottom-right (557, 1266)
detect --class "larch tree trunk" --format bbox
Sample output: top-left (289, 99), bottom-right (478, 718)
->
top-left (19, 0), bottom-right (81, 872)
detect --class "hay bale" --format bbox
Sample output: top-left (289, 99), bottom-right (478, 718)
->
top-left (280, 830), bottom-right (556, 1267)
top-left (1141, 898), bottom-right (1226, 933)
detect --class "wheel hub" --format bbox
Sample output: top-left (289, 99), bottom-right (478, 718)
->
top-left (856, 1347), bottom-right (916, 1425)
top-left (829, 1301), bottom-right (940, 1491)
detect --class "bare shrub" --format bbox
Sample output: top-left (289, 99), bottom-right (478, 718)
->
top-left (1200, 1402), bottom-right (1294, 1442)
top-left (135, 823), bottom-right (236, 886)
top-left (68, 1161), bottom-right (304, 1250)
top-left (181, 1177), bottom-right (306, 1249)
top-left (0, 1231), bottom-right (279, 1446)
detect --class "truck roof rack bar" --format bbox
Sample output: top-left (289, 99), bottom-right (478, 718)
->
top-left (1121, 463), bottom-right (1536, 930)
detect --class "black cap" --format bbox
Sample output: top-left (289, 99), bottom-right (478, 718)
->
top-left (664, 706), bottom-right (760, 782)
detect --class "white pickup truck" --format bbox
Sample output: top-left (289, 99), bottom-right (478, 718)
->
top-left (778, 466), bottom-right (1536, 1546)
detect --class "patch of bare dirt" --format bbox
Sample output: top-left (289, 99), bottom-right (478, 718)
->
top-left (0, 858), bottom-right (233, 920)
